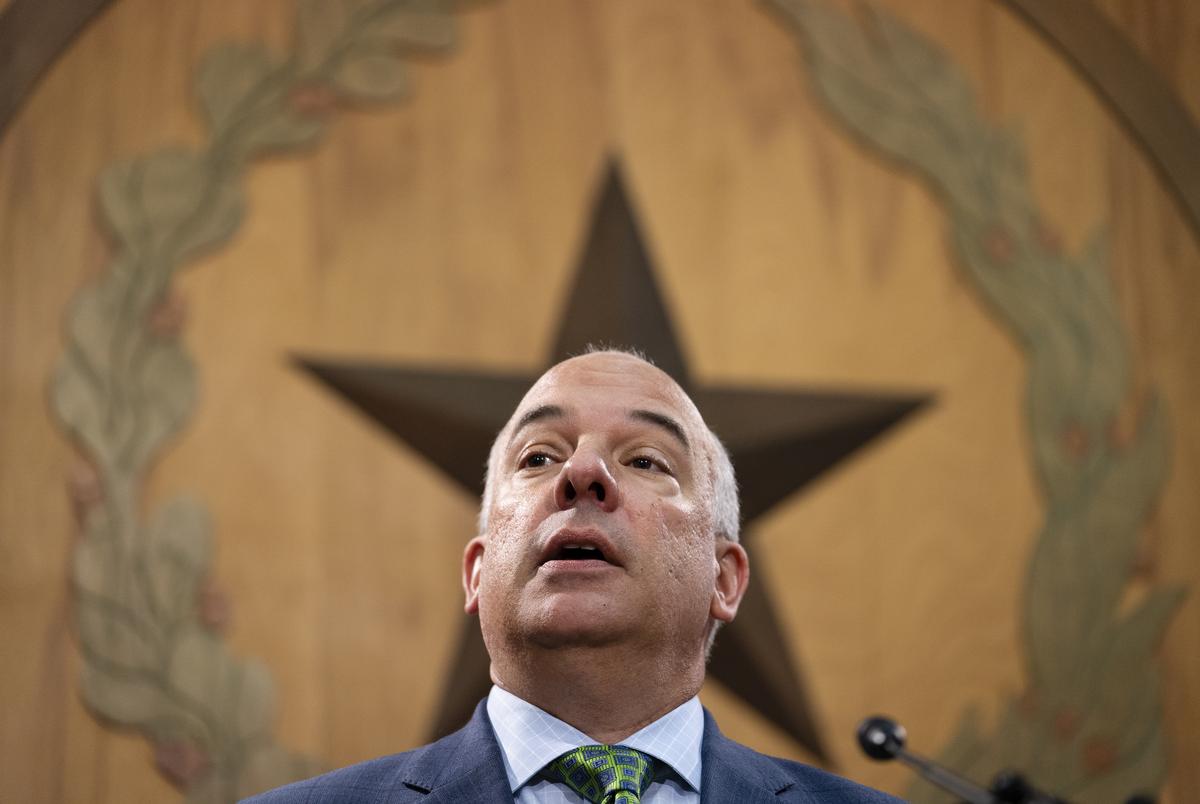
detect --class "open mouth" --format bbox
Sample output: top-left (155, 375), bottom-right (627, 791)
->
top-left (550, 544), bottom-right (607, 563)
top-left (539, 531), bottom-right (620, 567)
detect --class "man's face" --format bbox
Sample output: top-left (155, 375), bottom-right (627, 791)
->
top-left (464, 353), bottom-right (744, 660)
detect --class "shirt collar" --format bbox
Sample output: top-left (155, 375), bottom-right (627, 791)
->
top-left (486, 685), bottom-right (704, 794)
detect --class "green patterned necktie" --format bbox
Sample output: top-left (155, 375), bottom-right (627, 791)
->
top-left (548, 744), bottom-right (655, 804)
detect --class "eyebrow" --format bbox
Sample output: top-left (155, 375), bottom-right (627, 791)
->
top-left (508, 404), bottom-right (566, 445)
top-left (630, 409), bottom-right (690, 451)
top-left (506, 403), bottom-right (690, 451)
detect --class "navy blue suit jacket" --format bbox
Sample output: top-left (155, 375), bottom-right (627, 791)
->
top-left (244, 701), bottom-right (903, 803)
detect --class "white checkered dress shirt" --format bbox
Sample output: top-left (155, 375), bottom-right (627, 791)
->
top-left (487, 685), bottom-right (703, 803)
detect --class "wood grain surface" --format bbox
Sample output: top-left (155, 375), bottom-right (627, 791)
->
top-left (0, 0), bottom-right (1196, 800)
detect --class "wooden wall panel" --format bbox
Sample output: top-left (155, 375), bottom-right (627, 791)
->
top-left (0, 0), bottom-right (1196, 801)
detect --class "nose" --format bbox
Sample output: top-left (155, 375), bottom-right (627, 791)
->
top-left (554, 447), bottom-right (619, 513)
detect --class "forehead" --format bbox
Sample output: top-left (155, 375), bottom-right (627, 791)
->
top-left (511, 353), bottom-right (704, 436)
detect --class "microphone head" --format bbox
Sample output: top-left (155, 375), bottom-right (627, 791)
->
top-left (857, 716), bottom-right (906, 761)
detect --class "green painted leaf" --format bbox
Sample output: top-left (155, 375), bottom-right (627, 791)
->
top-left (167, 629), bottom-right (237, 719)
top-left (1025, 514), bottom-right (1094, 692)
top-left (196, 43), bottom-right (275, 134)
top-left (80, 663), bottom-right (171, 729)
top-left (97, 148), bottom-right (244, 262)
top-left (167, 629), bottom-right (278, 746)
top-left (1075, 229), bottom-right (1124, 331)
top-left (769, 0), bottom-right (995, 223)
top-left (50, 281), bottom-right (124, 461)
top-left (233, 659), bottom-right (276, 742)
top-left (72, 517), bottom-right (119, 598)
top-left (367, 3), bottom-right (456, 50)
top-left (331, 48), bottom-right (408, 101)
top-left (1072, 725), bottom-right (1167, 804)
top-left (1113, 585), bottom-right (1188, 658)
top-left (76, 594), bottom-right (159, 672)
top-left (147, 498), bottom-right (213, 628)
top-left (53, 276), bottom-right (206, 477)
top-left (295, 0), bottom-right (348, 69)
top-left (986, 126), bottom-right (1034, 219)
top-left (1075, 401), bottom-right (1170, 627)
top-left (240, 107), bottom-right (326, 155)
top-left (947, 223), bottom-right (1043, 342)
top-left (125, 336), bottom-right (198, 475)
top-left (1083, 587), bottom-right (1187, 741)
top-left (98, 149), bottom-right (202, 252)
top-left (863, 1), bottom-right (975, 113)
top-left (65, 281), bottom-right (124, 374)
top-left (989, 703), bottom-right (1045, 780)
top-left (52, 356), bottom-right (109, 463)
top-left (177, 179), bottom-right (246, 265)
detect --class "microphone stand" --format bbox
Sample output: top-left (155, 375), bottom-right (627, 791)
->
top-left (856, 716), bottom-right (1069, 804)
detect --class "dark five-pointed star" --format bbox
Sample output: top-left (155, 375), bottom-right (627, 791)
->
top-left (299, 162), bottom-right (929, 764)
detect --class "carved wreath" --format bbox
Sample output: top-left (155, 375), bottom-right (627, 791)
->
top-left (50, 1), bottom-right (1183, 802)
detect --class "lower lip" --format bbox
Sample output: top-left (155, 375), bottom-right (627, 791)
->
top-left (538, 559), bottom-right (617, 575)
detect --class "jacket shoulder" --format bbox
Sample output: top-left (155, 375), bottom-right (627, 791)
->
top-left (702, 710), bottom-right (904, 803)
top-left (764, 754), bottom-right (906, 803)
top-left (240, 725), bottom-right (471, 804)
top-left (240, 747), bottom-right (430, 804)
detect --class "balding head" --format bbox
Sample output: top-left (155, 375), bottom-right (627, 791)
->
top-left (479, 350), bottom-right (740, 546)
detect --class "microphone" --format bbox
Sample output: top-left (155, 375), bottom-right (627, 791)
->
top-left (857, 716), bottom-right (996, 804)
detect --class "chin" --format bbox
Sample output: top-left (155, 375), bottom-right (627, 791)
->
top-left (522, 601), bottom-right (634, 650)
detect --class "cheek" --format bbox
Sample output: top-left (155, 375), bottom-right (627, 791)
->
top-left (488, 482), bottom-right (539, 537)
top-left (480, 492), bottom-right (545, 580)
top-left (477, 506), bottom-right (518, 588)
top-left (487, 500), bottom-right (519, 542)
top-left (648, 500), bottom-right (712, 584)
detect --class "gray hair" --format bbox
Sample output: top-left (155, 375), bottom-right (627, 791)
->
top-left (477, 349), bottom-right (741, 544)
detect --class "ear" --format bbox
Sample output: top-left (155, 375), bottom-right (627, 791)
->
top-left (710, 539), bottom-right (749, 624)
top-left (462, 536), bottom-right (486, 615)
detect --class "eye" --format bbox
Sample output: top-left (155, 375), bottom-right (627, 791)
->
top-left (519, 452), bottom-right (556, 470)
top-left (628, 455), bottom-right (668, 473)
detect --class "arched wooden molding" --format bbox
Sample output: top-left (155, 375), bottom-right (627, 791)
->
top-left (0, 0), bottom-right (116, 134)
top-left (999, 0), bottom-right (1200, 241)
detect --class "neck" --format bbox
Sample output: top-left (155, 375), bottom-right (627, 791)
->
top-left (491, 643), bottom-right (705, 744)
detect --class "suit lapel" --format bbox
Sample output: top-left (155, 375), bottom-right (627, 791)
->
top-left (398, 701), bottom-right (813, 802)
top-left (699, 709), bottom-right (793, 804)
top-left (421, 766), bottom-right (514, 804)
top-left (395, 701), bottom-right (515, 803)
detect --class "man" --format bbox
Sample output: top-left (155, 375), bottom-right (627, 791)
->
top-left (248, 350), bottom-right (900, 803)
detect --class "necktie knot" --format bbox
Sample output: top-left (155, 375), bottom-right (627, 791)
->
top-left (548, 744), bottom-right (655, 804)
